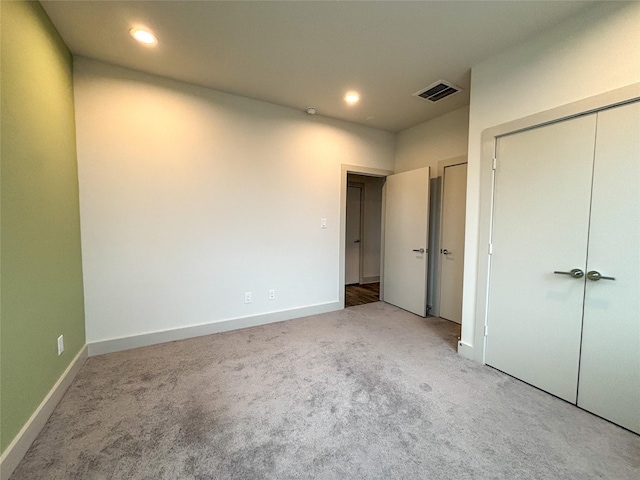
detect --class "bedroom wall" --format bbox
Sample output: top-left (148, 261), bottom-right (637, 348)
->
top-left (394, 106), bottom-right (469, 176)
top-left (1, 0), bottom-right (85, 453)
top-left (73, 58), bottom-right (395, 348)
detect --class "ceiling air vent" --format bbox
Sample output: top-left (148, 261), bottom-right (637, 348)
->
top-left (413, 80), bottom-right (461, 103)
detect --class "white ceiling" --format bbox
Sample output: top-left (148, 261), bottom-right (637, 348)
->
top-left (41, 1), bottom-right (593, 132)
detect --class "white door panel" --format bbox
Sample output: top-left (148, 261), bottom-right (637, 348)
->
top-left (486, 115), bottom-right (597, 403)
top-left (346, 186), bottom-right (362, 285)
top-left (383, 167), bottom-right (430, 317)
top-left (439, 163), bottom-right (467, 324)
top-left (578, 102), bottom-right (640, 433)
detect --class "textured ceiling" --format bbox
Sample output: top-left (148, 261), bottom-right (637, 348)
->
top-left (41, 1), bottom-right (593, 132)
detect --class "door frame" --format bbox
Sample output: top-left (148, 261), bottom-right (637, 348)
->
top-left (345, 181), bottom-right (365, 285)
top-left (437, 158), bottom-right (467, 321)
top-left (339, 165), bottom-right (393, 308)
top-left (469, 83), bottom-right (640, 364)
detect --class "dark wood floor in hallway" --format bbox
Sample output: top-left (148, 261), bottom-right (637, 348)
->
top-left (345, 282), bottom-right (380, 307)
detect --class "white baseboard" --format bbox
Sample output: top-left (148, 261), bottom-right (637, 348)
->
top-left (0, 345), bottom-right (88, 480)
top-left (361, 276), bottom-right (380, 284)
top-left (457, 341), bottom-right (474, 360)
top-left (88, 301), bottom-right (342, 356)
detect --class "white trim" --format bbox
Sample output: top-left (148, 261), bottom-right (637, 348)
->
top-left (361, 275), bottom-right (380, 284)
top-left (380, 182), bottom-right (387, 301)
top-left (457, 341), bottom-right (474, 359)
top-left (88, 301), bottom-right (341, 356)
top-left (0, 345), bottom-right (88, 480)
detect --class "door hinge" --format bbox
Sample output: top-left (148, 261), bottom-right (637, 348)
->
top-left (492, 157), bottom-right (497, 170)
top-left (488, 243), bottom-right (493, 255)
top-left (484, 324), bottom-right (488, 337)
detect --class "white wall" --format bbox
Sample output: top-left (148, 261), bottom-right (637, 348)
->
top-left (347, 174), bottom-right (385, 282)
top-left (73, 58), bottom-right (395, 344)
top-left (394, 106), bottom-right (469, 175)
top-left (461, 1), bottom-right (640, 355)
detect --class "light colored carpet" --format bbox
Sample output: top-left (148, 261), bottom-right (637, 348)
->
top-left (11, 302), bottom-right (639, 479)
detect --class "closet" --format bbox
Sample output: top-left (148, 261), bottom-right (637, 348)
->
top-left (485, 100), bottom-right (639, 434)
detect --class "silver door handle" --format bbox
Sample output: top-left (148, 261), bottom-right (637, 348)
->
top-left (412, 248), bottom-right (425, 254)
top-left (441, 249), bottom-right (451, 255)
top-left (586, 270), bottom-right (615, 281)
top-left (553, 269), bottom-right (584, 279)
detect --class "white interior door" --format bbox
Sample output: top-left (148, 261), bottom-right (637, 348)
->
top-left (345, 185), bottom-right (362, 285)
top-left (486, 115), bottom-right (597, 403)
top-left (439, 163), bottom-right (467, 324)
top-left (578, 101), bottom-right (640, 433)
top-left (382, 167), bottom-right (430, 316)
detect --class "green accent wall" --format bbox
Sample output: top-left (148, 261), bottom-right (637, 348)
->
top-left (1, 0), bottom-right (86, 453)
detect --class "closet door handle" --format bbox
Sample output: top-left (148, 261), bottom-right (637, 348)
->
top-left (553, 269), bottom-right (584, 279)
top-left (586, 270), bottom-right (615, 281)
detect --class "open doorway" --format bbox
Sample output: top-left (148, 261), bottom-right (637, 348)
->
top-left (344, 173), bottom-right (385, 307)
top-left (340, 164), bottom-right (432, 314)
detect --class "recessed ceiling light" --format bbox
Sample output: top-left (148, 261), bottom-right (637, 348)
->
top-left (130, 28), bottom-right (157, 45)
top-left (345, 92), bottom-right (360, 105)
top-left (306, 107), bottom-right (317, 115)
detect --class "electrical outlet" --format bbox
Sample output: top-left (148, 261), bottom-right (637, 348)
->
top-left (57, 335), bottom-right (64, 356)
top-left (244, 292), bottom-right (252, 304)
top-left (269, 289), bottom-right (275, 300)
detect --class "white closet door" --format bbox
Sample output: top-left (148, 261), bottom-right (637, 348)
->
top-left (383, 167), bottom-right (430, 317)
top-left (439, 163), bottom-right (467, 324)
top-left (578, 101), bottom-right (640, 433)
top-left (345, 185), bottom-right (362, 285)
top-left (486, 115), bottom-right (597, 403)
